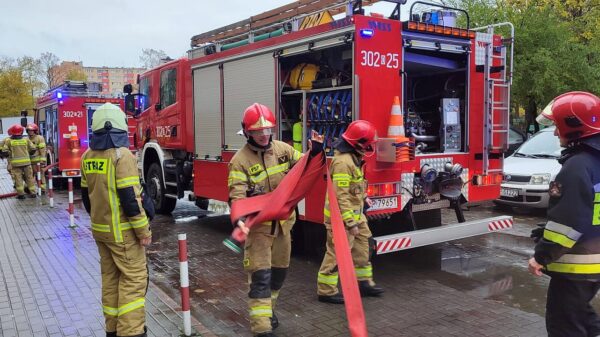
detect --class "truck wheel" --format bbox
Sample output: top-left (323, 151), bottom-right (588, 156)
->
top-left (146, 163), bottom-right (176, 214)
top-left (194, 197), bottom-right (209, 210)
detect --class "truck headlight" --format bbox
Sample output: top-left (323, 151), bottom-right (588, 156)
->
top-left (530, 174), bottom-right (551, 185)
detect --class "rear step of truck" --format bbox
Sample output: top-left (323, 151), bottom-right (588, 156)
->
top-left (374, 216), bottom-right (513, 254)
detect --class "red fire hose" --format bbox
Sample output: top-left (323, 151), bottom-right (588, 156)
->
top-left (226, 151), bottom-right (368, 337)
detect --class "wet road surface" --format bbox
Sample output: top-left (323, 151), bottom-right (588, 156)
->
top-left (145, 200), bottom-right (583, 336)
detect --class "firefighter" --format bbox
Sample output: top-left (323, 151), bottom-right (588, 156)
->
top-left (317, 120), bottom-right (384, 304)
top-left (81, 103), bottom-right (151, 337)
top-left (0, 135), bottom-right (14, 182)
top-left (228, 103), bottom-right (323, 337)
top-left (26, 123), bottom-right (46, 191)
top-left (2, 124), bottom-right (36, 199)
top-left (528, 91), bottom-right (600, 337)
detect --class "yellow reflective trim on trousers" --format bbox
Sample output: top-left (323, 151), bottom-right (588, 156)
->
top-left (249, 305), bottom-right (272, 318)
top-left (543, 229), bottom-right (577, 248)
top-left (317, 272), bottom-right (339, 285)
top-left (116, 176), bottom-right (139, 188)
top-left (271, 290), bottom-right (280, 300)
top-left (547, 262), bottom-right (600, 274)
top-left (355, 266), bottom-right (373, 278)
top-left (107, 159), bottom-right (122, 242)
top-left (118, 298), bottom-right (145, 316)
top-left (103, 305), bottom-right (118, 316)
top-left (92, 223), bottom-right (111, 232)
top-left (81, 180), bottom-right (88, 187)
top-left (37, 143), bottom-right (45, 149)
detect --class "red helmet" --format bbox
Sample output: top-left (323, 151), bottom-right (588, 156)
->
top-left (26, 123), bottom-right (39, 132)
top-left (242, 103), bottom-right (276, 132)
top-left (342, 120), bottom-right (378, 153)
top-left (9, 124), bottom-right (24, 136)
top-left (537, 91), bottom-right (600, 141)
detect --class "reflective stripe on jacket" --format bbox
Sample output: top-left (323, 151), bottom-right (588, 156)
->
top-left (3, 137), bottom-right (36, 167)
top-left (228, 140), bottom-right (302, 230)
top-left (81, 147), bottom-right (150, 243)
top-left (323, 150), bottom-right (366, 229)
top-left (534, 144), bottom-right (600, 280)
top-left (28, 134), bottom-right (46, 163)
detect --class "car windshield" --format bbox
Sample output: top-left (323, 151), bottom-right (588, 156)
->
top-left (514, 128), bottom-right (563, 158)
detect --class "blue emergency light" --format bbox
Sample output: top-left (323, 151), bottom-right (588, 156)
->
top-left (56, 91), bottom-right (63, 99)
top-left (360, 29), bottom-right (374, 38)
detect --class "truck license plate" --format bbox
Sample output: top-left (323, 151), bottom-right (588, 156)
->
top-left (500, 187), bottom-right (519, 198)
top-left (369, 197), bottom-right (398, 211)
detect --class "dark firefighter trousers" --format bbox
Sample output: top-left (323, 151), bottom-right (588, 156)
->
top-left (546, 276), bottom-right (600, 337)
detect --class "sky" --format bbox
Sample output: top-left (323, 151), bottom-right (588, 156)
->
top-left (0, 0), bottom-right (407, 68)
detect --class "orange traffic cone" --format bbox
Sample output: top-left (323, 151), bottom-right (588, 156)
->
top-left (387, 96), bottom-right (411, 162)
top-left (69, 124), bottom-right (80, 150)
top-left (387, 96), bottom-right (405, 138)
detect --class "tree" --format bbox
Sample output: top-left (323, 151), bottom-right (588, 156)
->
top-left (66, 68), bottom-right (87, 82)
top-left (39, 52), bottom-right (60, 90)
top-left (0, 64), bottom-right (32, 117)
top-left (17, 56), bottom-right (43, 105)
top-left (139, 48), bottom-right (169, 69)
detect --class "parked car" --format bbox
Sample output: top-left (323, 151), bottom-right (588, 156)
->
top-left (506, 126), bottom-right (527, 156)
top-left (495, 127), bottom-right (563, 208)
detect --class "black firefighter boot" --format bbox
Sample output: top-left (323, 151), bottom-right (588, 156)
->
top-left (271, 313), bottom-right (279, 330)
top-left (106, 332), bottom-right (117, 337)
top-left (358, 280), bottom-right (384, 297)
top-left (255, 332), bottom-right (277, 337)
top-left (318, 293), bottom-right (345, 304)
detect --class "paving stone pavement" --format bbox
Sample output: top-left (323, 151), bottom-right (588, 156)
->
top-left (0, 165), bottom-right (212, 337)
top-left (148, 206), bottom-right (549, 337)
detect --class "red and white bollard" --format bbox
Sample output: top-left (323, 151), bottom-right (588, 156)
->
top-left (178, 233), bottom-right (192, 336)
top-left (48, 169), bottom-right (54, 208)
top-left (36, 163), bottom-right (42, 196)
top-left (67, 177), bottom-right (76, 228)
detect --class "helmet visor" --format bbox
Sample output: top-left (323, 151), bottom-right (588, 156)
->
top-left (536, 100), bottom-right (556, 126)
top-left (247, 128), bottom-right (273, 137)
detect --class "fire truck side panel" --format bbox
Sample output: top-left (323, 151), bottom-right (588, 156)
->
top-left (193, 161), bottom-right (229, 201)
top-left (353, 16), bottom-right (403, 183)
top-left (222, 53), bottom-right (276, 151)
top-left (465, 33), bottom-right (503, 202)
top-left (193, 66), bottom-right (222, 159)
top-left (56, 98), bottom-right (88, 173)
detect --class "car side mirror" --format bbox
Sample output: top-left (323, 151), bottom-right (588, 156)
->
top-left (124, 95), bottom-right (136, 114)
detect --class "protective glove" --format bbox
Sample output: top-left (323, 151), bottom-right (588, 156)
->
top-left (530, 222), bottom-right (546, 243)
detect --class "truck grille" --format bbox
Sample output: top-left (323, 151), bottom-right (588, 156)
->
top-left (503, 174), bottom-right (531, 183)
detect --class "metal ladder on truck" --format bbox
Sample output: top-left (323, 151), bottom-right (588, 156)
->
top-left (473, 23), bottom-right (514, 175)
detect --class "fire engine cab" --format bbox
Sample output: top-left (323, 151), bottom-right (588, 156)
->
top-left (35, 81), bottom-right (134, 177)
top-left (126, 0), bottom-right (515, 255)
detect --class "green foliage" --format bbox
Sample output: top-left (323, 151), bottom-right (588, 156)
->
top-left (448, 0), bottom-right (600, 112)
top-left (0, 64), bottom-right (32, 117)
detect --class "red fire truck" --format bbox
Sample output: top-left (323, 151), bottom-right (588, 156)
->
top-left (35, 81), bottom-right (135, 177)
top-left (126, 0), bottom-right (515, 255)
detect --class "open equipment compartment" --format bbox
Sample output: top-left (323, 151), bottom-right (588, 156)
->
top-left (278, 43), bottom-right (354, 155)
